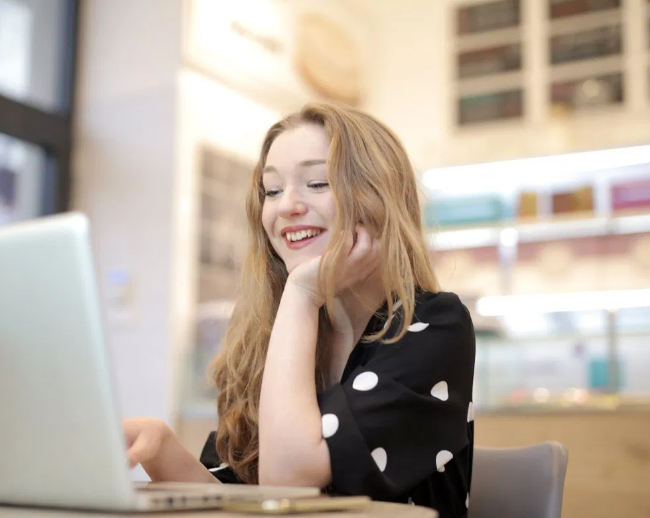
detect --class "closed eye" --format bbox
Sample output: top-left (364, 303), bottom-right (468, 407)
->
top-left (309, 181), bottom-right (330, 190)
top-left (263, 181), bottom-right (328, 197)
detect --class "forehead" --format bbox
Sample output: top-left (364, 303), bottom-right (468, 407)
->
top-left (265, 124), bottom-right (329, 169)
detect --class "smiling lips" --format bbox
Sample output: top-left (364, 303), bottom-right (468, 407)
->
top-left (282, 227), bottom-right (324, 250)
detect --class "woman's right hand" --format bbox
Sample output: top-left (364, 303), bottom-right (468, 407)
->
top-left (123, 417), bottom-right (172, 469)
top-left (122, 417), bottom-right (219, 484)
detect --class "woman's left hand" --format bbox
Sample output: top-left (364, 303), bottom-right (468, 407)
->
top-left (286, 225), bottom-right (380, 307)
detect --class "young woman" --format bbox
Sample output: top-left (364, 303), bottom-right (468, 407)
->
top-left (124, 103), bottom-right (475, 517)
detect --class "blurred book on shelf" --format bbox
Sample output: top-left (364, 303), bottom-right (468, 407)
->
top-left (425, 195), bottom-right (513, 228)
top-left (611, 178), bottom-right (650, 211)
top-left (517, 191), bottom-right (538, 219)
top-left (551, 186), bottom-right (594, 215)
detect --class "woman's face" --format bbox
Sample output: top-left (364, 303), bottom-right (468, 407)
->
top-left (261, 124), bottom-right (336, 273)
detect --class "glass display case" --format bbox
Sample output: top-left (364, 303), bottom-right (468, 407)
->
top-left (473, 303), bottom-right (650, 412)
top-left (424, 145), bottom-right (650, 413)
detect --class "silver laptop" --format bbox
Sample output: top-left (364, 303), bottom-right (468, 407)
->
top-left (0, 213), bottom-right (319, 511)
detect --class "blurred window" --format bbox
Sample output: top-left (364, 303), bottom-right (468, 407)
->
top-left (0, 0), bottom-right (74, 112)
top-left (0, 0), bottom-right (78, 225)
top-left (0, 133), bottom-right (45, 225)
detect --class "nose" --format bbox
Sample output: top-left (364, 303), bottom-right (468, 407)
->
top-left (278, 185), bottom-right (307, 219)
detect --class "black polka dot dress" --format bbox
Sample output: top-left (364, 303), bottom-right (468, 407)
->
top-left (200, 291), bottom-right (476, 518)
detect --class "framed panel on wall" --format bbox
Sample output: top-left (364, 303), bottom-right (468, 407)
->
top-left (550, 72), bottom-right (624, 111)
top-left (548, 0), bottom-right (621, 20)
top-left (197, 145), bottom-right (251, 304)
top-left (182, 146), bottom-right (252, 415)
top-left (456, 0), bottom-right (521, 35)
top-left (458, 43), bottom-right (522, 79)
top-left (458, 89), bottom-right (523, 125)
top-left (548, 0), bottom-right (624, 113)
top-left (550, 26), bottom-right (622, 66)
top-left (454, 0), bottom-right (524, 127)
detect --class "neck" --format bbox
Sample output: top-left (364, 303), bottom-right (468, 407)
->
top-left (331, 271), bottom-right (386, 343)
top-left (326, 273), bottom-right (385, 386)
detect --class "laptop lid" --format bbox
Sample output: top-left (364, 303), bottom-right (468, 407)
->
top-left (0, 213), bottom-right (136, 510)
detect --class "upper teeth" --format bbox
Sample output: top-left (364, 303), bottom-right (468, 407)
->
top-left (286, 229), bottom-right (322, 242)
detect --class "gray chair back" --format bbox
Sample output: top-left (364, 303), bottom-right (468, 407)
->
top-left (469, 441), bottom-right (568, 518)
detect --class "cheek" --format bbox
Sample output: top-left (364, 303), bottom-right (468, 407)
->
top-left (322, 196), bottom-right (337, 226)
top-left (261, 203), bottom-right (275, 237)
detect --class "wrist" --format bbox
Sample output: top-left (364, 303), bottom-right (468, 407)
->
top-left (285, 276), bottom-right (324, 308)
top-left (140, 422), bottom-right (175, 477)
top-left (159, 421), bottom-right (174, 447)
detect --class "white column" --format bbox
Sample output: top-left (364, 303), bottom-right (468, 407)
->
top-left (623, 0), bottom-right (649, 112)
top-left (524, 0), bottom-right (547, 125)
top-left (72, 0), bottom-right (182, 430)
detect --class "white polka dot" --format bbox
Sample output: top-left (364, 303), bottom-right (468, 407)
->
top-left (436, 450), bottom-right (453, 472)
top-left (430, 381), bottom-right (449, 401)
top-left (371, 447), bottom-right (387, 472)
top-left (383, 300), bottom-right (403, 330)
top-left (465, 493), bottom-right (469, 508)
top-left (208, 463), bottom-right (229, 472)
top-left (321, 414), bottom-right (339, 439)
top-left (352, 371), bottom-right (378, 391)
top-left (467, 401), bottom-right (475, 422)
top-left (408, 322), bottom-right (429, 332)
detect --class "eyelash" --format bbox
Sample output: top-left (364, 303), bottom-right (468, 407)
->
top-left (264, 181), bottom-right (330, 198)
top-left (310, 181), bottom-right (330, 190)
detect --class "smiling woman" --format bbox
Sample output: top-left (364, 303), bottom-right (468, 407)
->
top-left (260, 126), bottom-right (334, 272)
top-left (124, 103), bottom-right (476, 518)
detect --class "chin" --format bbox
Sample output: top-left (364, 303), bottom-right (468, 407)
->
top-left (284, 259), bottom-right (306, 274)
top-left (284, 254), bottom-right (319, 275)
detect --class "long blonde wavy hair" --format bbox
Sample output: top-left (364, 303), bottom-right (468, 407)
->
top-left (210, 103), bottom-right (438, 484)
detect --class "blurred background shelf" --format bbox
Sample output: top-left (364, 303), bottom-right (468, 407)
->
top-left (429, 210), bottom-right (650, 250)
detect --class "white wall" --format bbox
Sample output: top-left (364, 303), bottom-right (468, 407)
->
top-left (356, 0), bottom-right (450, 169)
top-left (72, 0), bottom-right (182, 427)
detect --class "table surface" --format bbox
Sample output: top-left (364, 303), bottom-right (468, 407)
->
top-left (0, 503), bottom-right (437, 518)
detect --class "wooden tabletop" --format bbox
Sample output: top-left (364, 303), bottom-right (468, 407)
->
top-left (0, 503), bottom-right (436, 518)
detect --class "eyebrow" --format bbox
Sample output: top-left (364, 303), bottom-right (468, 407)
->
top-left (263, 159), bottom-right (327, 174)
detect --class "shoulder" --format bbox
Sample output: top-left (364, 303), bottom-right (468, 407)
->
top-left (366, 291), bottom-right (475, 393)
top-left (380, 291), bottom-right (475, 358)
top-left (412, 291), bottom-right (474, 331)
top-left (400, 291), bottom-right (476, 367)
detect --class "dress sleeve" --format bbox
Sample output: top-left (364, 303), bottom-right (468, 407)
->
top-left (317, 292), bottom-right (475, 499)
top-left (199, 431), bottom-right (244, 484)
